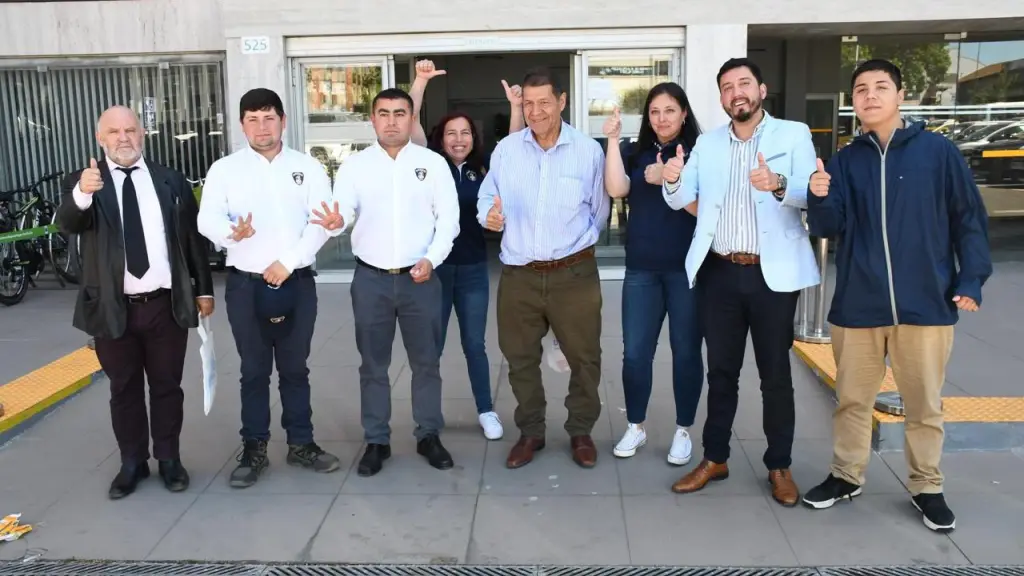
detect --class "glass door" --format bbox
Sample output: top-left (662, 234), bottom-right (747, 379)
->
top-left (577, 49), bottom-right (681, 259)
top-left (291, 56), bottom-right (393, 271)
top-left (806, 93), bottom-right (839, 164)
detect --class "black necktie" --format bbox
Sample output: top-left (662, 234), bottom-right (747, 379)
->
top-left (117, 166), bottom-right (150, 279)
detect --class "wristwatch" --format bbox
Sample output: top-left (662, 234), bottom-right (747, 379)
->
top-left (772, 173), bottom-right (788, 198)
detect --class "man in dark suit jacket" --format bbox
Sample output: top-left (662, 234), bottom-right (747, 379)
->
top-left (57, 105), bottom-right (214, 500)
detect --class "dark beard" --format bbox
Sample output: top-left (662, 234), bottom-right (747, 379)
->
top-left (730, 99), bottom-right (762, 123)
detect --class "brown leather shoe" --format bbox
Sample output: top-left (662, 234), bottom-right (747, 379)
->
top-left (671, 459), bottom-right (729, 493)
top-left (506, 436), bottom-right (545, 469)
top-left (570, 435), bottom-right (597, 468)
top-left (769, 469), bottom-right (800, 507)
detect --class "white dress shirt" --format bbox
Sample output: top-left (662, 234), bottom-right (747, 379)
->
top-left (330, 141), bottom-right (460, 270)
top-left (197, 145), bottom-right (333, 274)
top-left (72, 156), bottom-right (172, 295)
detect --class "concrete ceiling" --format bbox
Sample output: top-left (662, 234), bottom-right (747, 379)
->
top-left (749, 18), bottom-right (1024, 38)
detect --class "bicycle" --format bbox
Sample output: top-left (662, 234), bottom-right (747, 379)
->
top-left (0, 172), bottom-right (73, 305)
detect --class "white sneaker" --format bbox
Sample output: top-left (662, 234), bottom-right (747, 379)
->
top-left (479, 412), bottom-right (504, 440)
top-left (613, 423), bottom-right (647, 458)
top-left (667, 427), bottom-right (692, 466)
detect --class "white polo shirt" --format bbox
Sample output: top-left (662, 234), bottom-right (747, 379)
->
top-left (330, 141), bottom-right (459, 270)
top-left (197, 145), bottom-right (332, 274)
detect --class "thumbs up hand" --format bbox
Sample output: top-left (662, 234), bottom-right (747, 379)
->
top-left (749, 152), bottom-right (780, 192)
top-left (645, 149), bottom-right (666, 185)
top-left (485, 196), bottom-right (505, 232)
top-left (662, 144), bottom-right (686, 185)
top-left (809, 158), bottom-right (830, 197)
top-left (79, 157), bottom-right (103, 194)
top-left (602, 106), bottom-right (622, 140)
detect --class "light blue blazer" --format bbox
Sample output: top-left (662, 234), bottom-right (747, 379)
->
top-left (664, 113), bottom-right (821, 293)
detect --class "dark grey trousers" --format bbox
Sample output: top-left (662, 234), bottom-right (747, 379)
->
top-left (351, 263), bottom-right (445, 444)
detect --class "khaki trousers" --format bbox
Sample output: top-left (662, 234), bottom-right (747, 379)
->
top-left (830, 324), bottom-right (954, 495)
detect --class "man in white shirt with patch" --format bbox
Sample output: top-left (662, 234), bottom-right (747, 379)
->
top-left (312, 88), bottom-right (460, 478)
top-left (197, 88), bottom-right (340, 489)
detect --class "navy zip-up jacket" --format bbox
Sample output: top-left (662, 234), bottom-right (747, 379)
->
top-left (807, 120), bottom-right (992, 328)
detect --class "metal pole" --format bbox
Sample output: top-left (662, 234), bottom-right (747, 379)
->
top-left (795, 236), bottom-right (831, 344)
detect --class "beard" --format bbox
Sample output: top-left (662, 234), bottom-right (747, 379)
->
top-left (727, 97), bottom-right (762, 123)
top-left (102, 143), bottom-right (142, 167)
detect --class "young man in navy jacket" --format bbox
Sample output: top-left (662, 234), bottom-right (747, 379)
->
top-left (802, 59), bottom-right (991, 532)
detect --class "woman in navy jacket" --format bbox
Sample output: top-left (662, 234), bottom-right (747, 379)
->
top-left (603, 82), bottom-right (704, 465)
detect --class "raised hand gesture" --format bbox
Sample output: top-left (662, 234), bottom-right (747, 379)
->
top-left (485, 196), bottom-right (505, 232)
top-left (311, 200), bottom-right (344, 231)
top-left (749, 152), bottom-right (780, 192)
top-left (229, 213), bottom-right (255, 242)
top-left (79, 158), bottom-right (103, 194)
top-left (415, 59), bottom-right (447, 80)
top-left (809, 159), bottom-right (831, 198)
top-left (662, 144), bottom-right (686, 184)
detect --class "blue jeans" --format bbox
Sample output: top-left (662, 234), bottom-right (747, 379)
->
top-left (437, 261), bottom-right (493, 414)
top-left (621, 268), bottom-right (704, 426)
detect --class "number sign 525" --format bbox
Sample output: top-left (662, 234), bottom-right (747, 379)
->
top-left (241, 36), bottom-right (271, 55)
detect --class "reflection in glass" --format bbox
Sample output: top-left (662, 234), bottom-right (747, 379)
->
top-left (585, 55), bottom-right (671, 254)
top-left (839, 34), bottom-right (1024, 246)
top-left (302, 63), bottom-right (385, 270)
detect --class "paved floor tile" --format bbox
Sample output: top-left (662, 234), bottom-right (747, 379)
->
top-left (615, 440), bottom-right (761, 496)
top-left (470, 495), bottom-right (630, 565)
top-left (623, 494), bottom-right (798, 566)
top-left (309, 494), bottom-right (476, 563)
top-left (480, 437), bottom-right (621, 496)
top-left (146, 493), bottom-right (335, 562)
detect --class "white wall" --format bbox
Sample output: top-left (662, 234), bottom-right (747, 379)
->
top-left (0, 0), bottom-right (222, 57)
top-left (684, 25), bottom-right (749, 131)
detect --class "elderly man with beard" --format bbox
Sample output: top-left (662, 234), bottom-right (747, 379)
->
top-left (660, 58), bottom-right (820, 506)
top-left (57, 105), bottom-right (214, 499)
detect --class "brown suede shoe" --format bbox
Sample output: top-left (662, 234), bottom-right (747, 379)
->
top-left (769, 469), bottom-right (800, 507)
top-left (506, 436), bottom-right (545, 469)
top-left (570, 435), bottom-right (597, 468)
top-left (671, 459), bottom-right (729, 493)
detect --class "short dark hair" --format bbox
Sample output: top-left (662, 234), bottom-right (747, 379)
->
top-left (371, 88), bottom-right (414, 113)
top-left (522, 67), bottom-right (564, 97)
top-left (239, 88), bottom-right (284, 122)
top-left (716, 58), bottom-right (764, 88)
top-left (851, 59), bottom-right (903, 91)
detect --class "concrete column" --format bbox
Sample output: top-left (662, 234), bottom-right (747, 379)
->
top-left (225, 35), bottom-right (288, 153)
top-left (684, 24), bottom-right (747, 130)
top-left (784, 39), bottom-right (809, 123)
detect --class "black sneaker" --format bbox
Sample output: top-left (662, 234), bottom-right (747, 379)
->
top-left (230, 439), bottom-right (269, 488)
top-left (287, 442), bottom-right (341, 473)
top-left (912, 493), bottom-right (956, 532)
top-left (802, 474), bottom-right (863, 509)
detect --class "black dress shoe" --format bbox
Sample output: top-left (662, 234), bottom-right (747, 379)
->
top-left (108, 461), bottom-right (150, 499)
top-left (417, 435), bottom-right (454, 470)
top-left (158, 459), bottom-right (190, 492)
top-left (357, 444), bottom-right (391, 477)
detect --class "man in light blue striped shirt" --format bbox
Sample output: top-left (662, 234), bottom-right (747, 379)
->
top-left (477, 67), bottom-right (610, 470)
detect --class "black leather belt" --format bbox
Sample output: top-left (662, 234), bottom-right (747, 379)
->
top-left (356, 258), bottom-right (413, 275)
top-left (229, 266), bottom-right (315, 280)
top-left (125, 288), bottom-right (169, 303)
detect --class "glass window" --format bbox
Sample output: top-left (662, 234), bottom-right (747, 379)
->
top-left (840, 33), bottom-right (1024, 243)
top-left (0, 60), bottom-right (227, 201)
top-left (298, 60), bottom-right (389, 271)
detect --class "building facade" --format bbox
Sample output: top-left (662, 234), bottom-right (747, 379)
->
top-left (2, 0), bottom-right (1023, 280)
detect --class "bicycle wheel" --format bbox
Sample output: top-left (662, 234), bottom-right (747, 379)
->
top-left (0, 242), bottom-right (28, 306)
top-left (47, 206), bottom-right (77, 284)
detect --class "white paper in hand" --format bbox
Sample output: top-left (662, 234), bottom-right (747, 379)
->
top-left (197, 313), bottom-right (218, 415)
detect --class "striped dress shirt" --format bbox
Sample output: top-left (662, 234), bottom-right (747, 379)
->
top-left (712, 116), bottom-right (768, 255)
top-left (476, 122), bottom-right (610, 266)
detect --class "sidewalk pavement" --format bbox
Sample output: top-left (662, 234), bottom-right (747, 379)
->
top-left (0, 266), bottom-right (1022, 567)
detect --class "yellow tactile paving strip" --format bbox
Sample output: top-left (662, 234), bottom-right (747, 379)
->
top-left (793, 340), bottom-right (1024, 424)
top-left (0, 346), bottom-right (101, 434)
